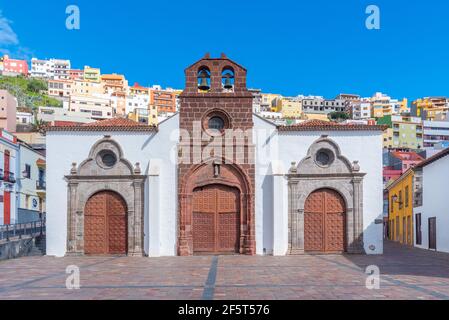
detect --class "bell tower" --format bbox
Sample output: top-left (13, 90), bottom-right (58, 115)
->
top-left (177, 53), bottom-right (256, 256)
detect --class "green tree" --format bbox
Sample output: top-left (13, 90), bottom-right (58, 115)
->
top-left (27, 79), bottom-right (47, 93)
top-left (328, 111), bottom-right (350, 122)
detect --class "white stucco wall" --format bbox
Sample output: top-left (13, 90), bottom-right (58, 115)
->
top-left (414, 155), bottom-right (449, 253)
top-left (253, 115), bottom-right (384, 255)
top-left (47, 113), bottom-right (382, 257)
top-left (46, 115), bottom-right (179, 257)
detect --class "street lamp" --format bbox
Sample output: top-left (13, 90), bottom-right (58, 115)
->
top-left (392, 194), bottom-right (403, 205)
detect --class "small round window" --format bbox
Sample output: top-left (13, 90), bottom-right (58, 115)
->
top-left (208, 116), bottom-right (225, 132)
top-left (315, 149), bottom-right (334, 167)
top-left (99, 150), bottom-right (117, 168)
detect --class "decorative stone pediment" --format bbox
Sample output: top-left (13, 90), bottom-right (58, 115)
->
top-left (292, 136), bottom-right (359, 176)
top-left (75, 137), bottom-right (135, 176)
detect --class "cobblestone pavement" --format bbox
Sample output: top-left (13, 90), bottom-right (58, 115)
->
top-left (2, 241), bottom-right (449, 300)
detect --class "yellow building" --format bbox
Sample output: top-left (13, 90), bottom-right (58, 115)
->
top-left (128, 105), bottom-right (158, 126)
top-left (71, 79), bottom-right (104, 96)
top-left (303, 113), bottom-right (329, 122)
top-left (83, 66), bottom-right (101, 83)
top-left (383, 128), bottom-right (394, 148)
top-left (369, 92), bottom-right (408, 118)
top-left (387, 169), bottom-right (414, 246)
top-left (412, 97), bottom-right (449, 121)
top-left (281, 98), bottom-right (302, 119)
top-left (261, 93), bottom-right (282, 112)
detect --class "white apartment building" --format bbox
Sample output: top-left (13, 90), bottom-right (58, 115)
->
top-left (16, 112), bottom-right (34, 125)
top-left (69, 95), bottom-right (114, 120)
top-left (38, 106), bottom-right (97, 124)
top-left (423, 120), bottom-right (449, 148)
top-left (301, 96), bottom-right (347, 114)
top-left (351, 101), bottom-right (372, 120)
top-left (31, 58), bottom-right (71, 80)
top-left (17, 142), bottom-right (46, 223)
top-left (48, 80), bottom-right (73, 99)
top-left (125, 94), bottom-right (151, 115)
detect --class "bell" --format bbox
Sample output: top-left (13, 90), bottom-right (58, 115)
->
top-left (222, 72), bottom-right (234, 89)
top-left (198, 70), bottom-right (210, 91)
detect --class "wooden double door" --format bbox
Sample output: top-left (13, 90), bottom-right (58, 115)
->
top-left (304, 189), bottom-right (346, 253)
top-left (192, 185), bottom-right (240, 254)
top-left (84, 191), bottom-right (128, 255)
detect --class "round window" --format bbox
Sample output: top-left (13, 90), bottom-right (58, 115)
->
top-left (315, 149), bottom-right (334, 167)
top-left (208, 116), bottom-right (225, 132)
top-left (99, 150), bottom-right (117, 168)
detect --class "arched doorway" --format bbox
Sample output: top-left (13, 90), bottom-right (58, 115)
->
top-left (192, 184), bottom-right (240, 254)
top-left (304, 188), bottom-right (346, 253)
top-left (84, 191), bottom-right (128, 255)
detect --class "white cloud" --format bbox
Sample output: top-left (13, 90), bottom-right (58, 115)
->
top-left (0, 10), bottom-right (19, 46)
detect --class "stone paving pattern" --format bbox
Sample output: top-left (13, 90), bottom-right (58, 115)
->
top-left (2, 241), bottom-right (449, 300)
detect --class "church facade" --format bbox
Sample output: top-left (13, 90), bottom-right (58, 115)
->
top-left (46, 54), bottom-right (385, 257)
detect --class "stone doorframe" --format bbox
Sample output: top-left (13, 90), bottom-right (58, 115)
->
top-left (178, 158), bottom-right (255, 256)
top-left (287, 136), bottom-right (366, 254)
top-left (65, 137), bottom-right (146, 257)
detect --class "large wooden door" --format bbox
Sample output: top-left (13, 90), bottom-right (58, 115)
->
top-left (304, 189), bottom-right (346, 253)
top-left (193, 185), bottom-right (240, 254)
top-left (84, 191), bottom-right (127, 255)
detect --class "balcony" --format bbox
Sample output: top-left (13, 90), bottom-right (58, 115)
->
top-left (36, 180), bottom-right (46, 190)
top-left (2, 171), bottom-right (16, 184)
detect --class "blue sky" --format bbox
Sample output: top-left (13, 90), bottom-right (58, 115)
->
top-left (1, 0), bottom-right (449, 101)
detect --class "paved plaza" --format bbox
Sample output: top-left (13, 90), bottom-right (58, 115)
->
top-left (1, 241), bottom-right (449, 300)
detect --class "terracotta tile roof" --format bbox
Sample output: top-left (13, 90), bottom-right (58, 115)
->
top-left (391, 151), bottom-right (424, 161)
top-left (45, 118), bottom-right (158, 132)
top-left (101, 74), bottom-right (124, 80)
top-left (278, 120), bottom-right (387, 131)
top-left (415, 147), bottom-right (449, 169)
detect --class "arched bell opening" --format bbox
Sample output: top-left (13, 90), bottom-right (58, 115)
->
top-left (198, 66), bottom-right (211, 92)
top-left (221, 67), bottom-right (234, 92)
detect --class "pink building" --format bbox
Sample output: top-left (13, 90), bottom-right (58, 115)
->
top-left (1, 55), bottom-right (29, 76)
top-left (383, 166), bottom-right (402, 186)
top-left (69, 69), bottom-right (84, 81)
top-left (391, 151), bottom-right (424, 172)
top-left (0, 90), bottom-right (17, 132)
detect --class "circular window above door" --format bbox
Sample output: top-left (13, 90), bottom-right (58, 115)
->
top-left (97, 150), bottom-right (118, 168)
top-left (203, 110), bottom-right (231, 136)
top-left (208, 116), bottom-right (225, 131)
top-left (315, 149), bottom-right (335, 167)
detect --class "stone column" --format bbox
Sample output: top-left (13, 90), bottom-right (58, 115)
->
top-left (178, 194), bottom-right (191, 256)
top-left (130, 180), bottom-right (144, 257)
top-left (288, 180), bottom-right (304, 254)
top-left (66, 181), bottom-right (81, 255)
top-left (351, 177), bottom-right (364, 253)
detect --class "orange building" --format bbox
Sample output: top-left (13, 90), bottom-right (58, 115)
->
top-left (150, 87), bottom-right (181, 114)
top-left (101, 74), bottom-right (128, 94)
top-left (130, 82), bottom-right (150, 96)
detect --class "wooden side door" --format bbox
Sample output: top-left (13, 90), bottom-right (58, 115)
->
top-left (429, 217), bottom-right (437, 250)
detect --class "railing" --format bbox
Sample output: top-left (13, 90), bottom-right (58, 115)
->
top-left (3, 171), bottom-right (16, 183)
top-left (0, 218), bottom-right (46, 242)
top-left (36, 180), bottom-right (46, 190)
